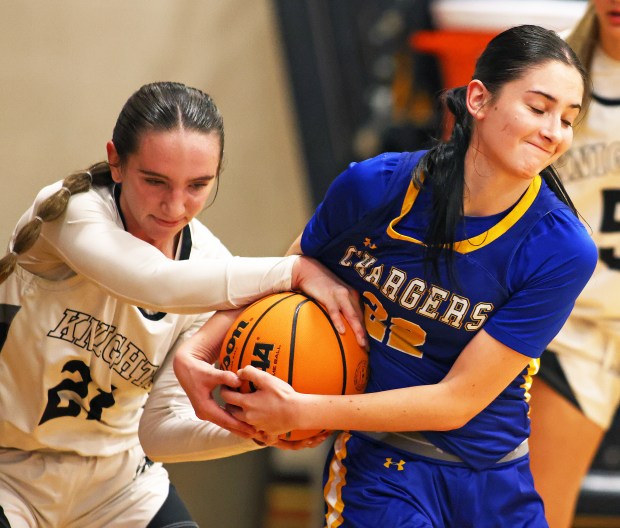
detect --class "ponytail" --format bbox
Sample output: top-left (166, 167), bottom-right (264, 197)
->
top-left (0, 162), bottom-right (112, 284)
top-left (414, 86), bottom-right (471, 278)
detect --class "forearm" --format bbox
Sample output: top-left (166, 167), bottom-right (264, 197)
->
top-left (141, 345), bottom-right (260, 463)
top-left (294, 384), bottom-right (469, 433)
top-left (26, 186), bottom-right (298, 313)
top-left (230, 334), bottom-right (531, 436)
top-left (139, 405), bottom-right (261, 463)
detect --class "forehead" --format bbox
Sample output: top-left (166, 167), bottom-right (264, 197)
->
top-left (500, 61), bottom-right (584, 106)
top-left (134, 129), bottom-right (221, 157)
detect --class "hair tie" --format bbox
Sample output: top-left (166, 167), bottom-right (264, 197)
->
top-left (84, 170), bottom-right (93, 182)
top-left (34, 215), bottom-right (44, 224)
top-left (58, 186), bottom-right (71, 198)
top-left (10, 250), bottom-right (18, 258)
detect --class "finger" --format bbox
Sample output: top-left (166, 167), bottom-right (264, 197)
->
top-left (235, 365), bottom-right (269, 388)
top-left (196, 399), bottom-right (256, 435)
top-left (253, 431), bottom-right (279, 446)
top-left (212, 369), bottom-right (243, 389)
top-left (325, 290), bottom-right (368, 349)
top-left (224, 403), bottom-right (246, 423)
top-left (272, 438), bottom-right (317, 450)
top-left (220, 385), bottom-right (246, 407)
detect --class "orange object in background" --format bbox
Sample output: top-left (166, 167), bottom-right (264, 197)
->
top-left (410, 29), bottom-right (498, 138)
top-left (410, 30), bottom-right (498, 89)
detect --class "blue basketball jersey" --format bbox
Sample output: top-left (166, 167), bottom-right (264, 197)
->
top-left (301, 151), bottom-right (597, 470)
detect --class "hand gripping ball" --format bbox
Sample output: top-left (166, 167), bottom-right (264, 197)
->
top-left (219, 292), bottom-right (369, 441)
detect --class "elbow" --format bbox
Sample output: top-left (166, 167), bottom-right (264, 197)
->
top-left (138, 422), bottom-right (155, 458)
top-left (432, 407), bottom-right (478, 431)
top-left (443, 414), bottom-right (471, 431)
top-left (432, 417), bottom-right (467, 432)
top-left (138, 415), bottom-right (165, 462)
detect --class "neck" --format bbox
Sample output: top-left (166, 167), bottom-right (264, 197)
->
top-left (599, 31), bottom-right (620, 62)
top-left (463, 150), bottom-right (533, 217)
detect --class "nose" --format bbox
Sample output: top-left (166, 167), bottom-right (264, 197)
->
top-left (541, 115), bottom-right (563, 145)
top-left (161, 187), bottom-right (185, 218)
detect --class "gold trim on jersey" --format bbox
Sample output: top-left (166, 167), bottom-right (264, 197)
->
top-left (386, 175), bottom-right (542, 254)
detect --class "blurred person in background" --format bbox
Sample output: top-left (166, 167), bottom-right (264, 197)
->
top-left (529, 1), bottom-right (620, 526)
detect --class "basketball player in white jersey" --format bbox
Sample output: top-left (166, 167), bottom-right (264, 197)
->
top-left (529, 2), bottom-right (620, 526)
top-left (0, 82), bottom-right (364, 528)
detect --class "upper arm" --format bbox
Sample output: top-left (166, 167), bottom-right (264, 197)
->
top-left (22, 187), bottom-right (296, 313)
top-left (483, 211), bottom-right (597, 357)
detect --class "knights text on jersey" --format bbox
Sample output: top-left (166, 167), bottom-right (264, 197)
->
top-left (0, 185), bottom-right (231, 457)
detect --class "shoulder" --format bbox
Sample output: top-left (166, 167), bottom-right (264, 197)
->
top-left (515, 203), bottom-right (597, 286)
top-left (330, 151), bottom-right (423, 210)
top-left (301, 151), bottom-right (426, 254)
top-left (13, 181), bottom-right (115, 236)
top-left (64, 183), bottom-right (118, 221)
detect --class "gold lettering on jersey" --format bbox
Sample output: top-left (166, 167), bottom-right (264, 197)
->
top-left (381, 268), bottom-right (407, 301)
top-left (47, 308), bottom-right (158, 389)
top-left (340, 245), bottom-right (494, 335)
top-left (418, 286), bottom-right (450, 319)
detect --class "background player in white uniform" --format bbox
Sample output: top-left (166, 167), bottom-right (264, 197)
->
top-left (0, 82), bottom-right (365, 528)
top-left (529, 2), bottom-right (620, 526)
top-left (175, 26), bottom-right (597, 527)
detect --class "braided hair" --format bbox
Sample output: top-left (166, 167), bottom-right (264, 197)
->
top-left (0, 82), bottom-right (224, 285)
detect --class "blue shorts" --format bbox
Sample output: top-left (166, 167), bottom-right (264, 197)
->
top-left (323, 432), bottom-right (548, 528)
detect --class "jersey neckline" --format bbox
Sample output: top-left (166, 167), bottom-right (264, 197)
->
top-left (386, 175), bottom-right (542, 254)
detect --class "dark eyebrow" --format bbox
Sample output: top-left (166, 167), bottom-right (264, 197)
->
top-left (527, 90), bottom-right (582, 111)
top-left (138, 169), bottom-right (216, 181)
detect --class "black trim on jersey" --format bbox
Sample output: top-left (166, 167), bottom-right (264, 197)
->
top-left (114, 184), bottom-right (127, 229)
top-left (178, 224), bottom-right (192, 260)
top-left (591, 92), bottom-right (620, 106)
top-left (0, 304), bottom-right (21, 352)
top-left (537, 350), bottom-right (582, 412)
top-left (113, 184), bottom-right (194, 321)
top-left (0, 506), bottom-right (10, 528)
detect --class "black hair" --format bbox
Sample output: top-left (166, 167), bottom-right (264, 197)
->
top-left (413, 24), bottom-right (589, 276)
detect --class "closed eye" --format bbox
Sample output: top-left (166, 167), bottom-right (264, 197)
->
top-left (145, 178), bottom-right (166, 186)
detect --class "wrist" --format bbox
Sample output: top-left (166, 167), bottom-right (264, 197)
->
top-left (289, 254), bottom-right (304, 291)
top-left (294, 392), bottom-right (321, 431)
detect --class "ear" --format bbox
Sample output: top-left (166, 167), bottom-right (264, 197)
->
top-left (106, 141), bottom-right (123, 183)
top-left (466, 79), bottom-right (490, 120)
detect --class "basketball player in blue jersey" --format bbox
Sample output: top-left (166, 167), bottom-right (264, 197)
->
top-left (177, 25), bottom-right (598, 526)
top-left (0, 82), bottom-right (364, 528)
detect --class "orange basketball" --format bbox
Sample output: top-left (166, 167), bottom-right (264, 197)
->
top-left (219, 292), bottom-right (369, 441)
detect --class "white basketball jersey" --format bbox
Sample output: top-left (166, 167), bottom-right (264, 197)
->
top-left (551, 47), bottom-right (620, 371)
top-left (0, 181), bottom-right (293, 457)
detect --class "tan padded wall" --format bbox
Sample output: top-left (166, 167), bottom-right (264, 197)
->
top-left (0, 1), bottom-right (311, 526)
